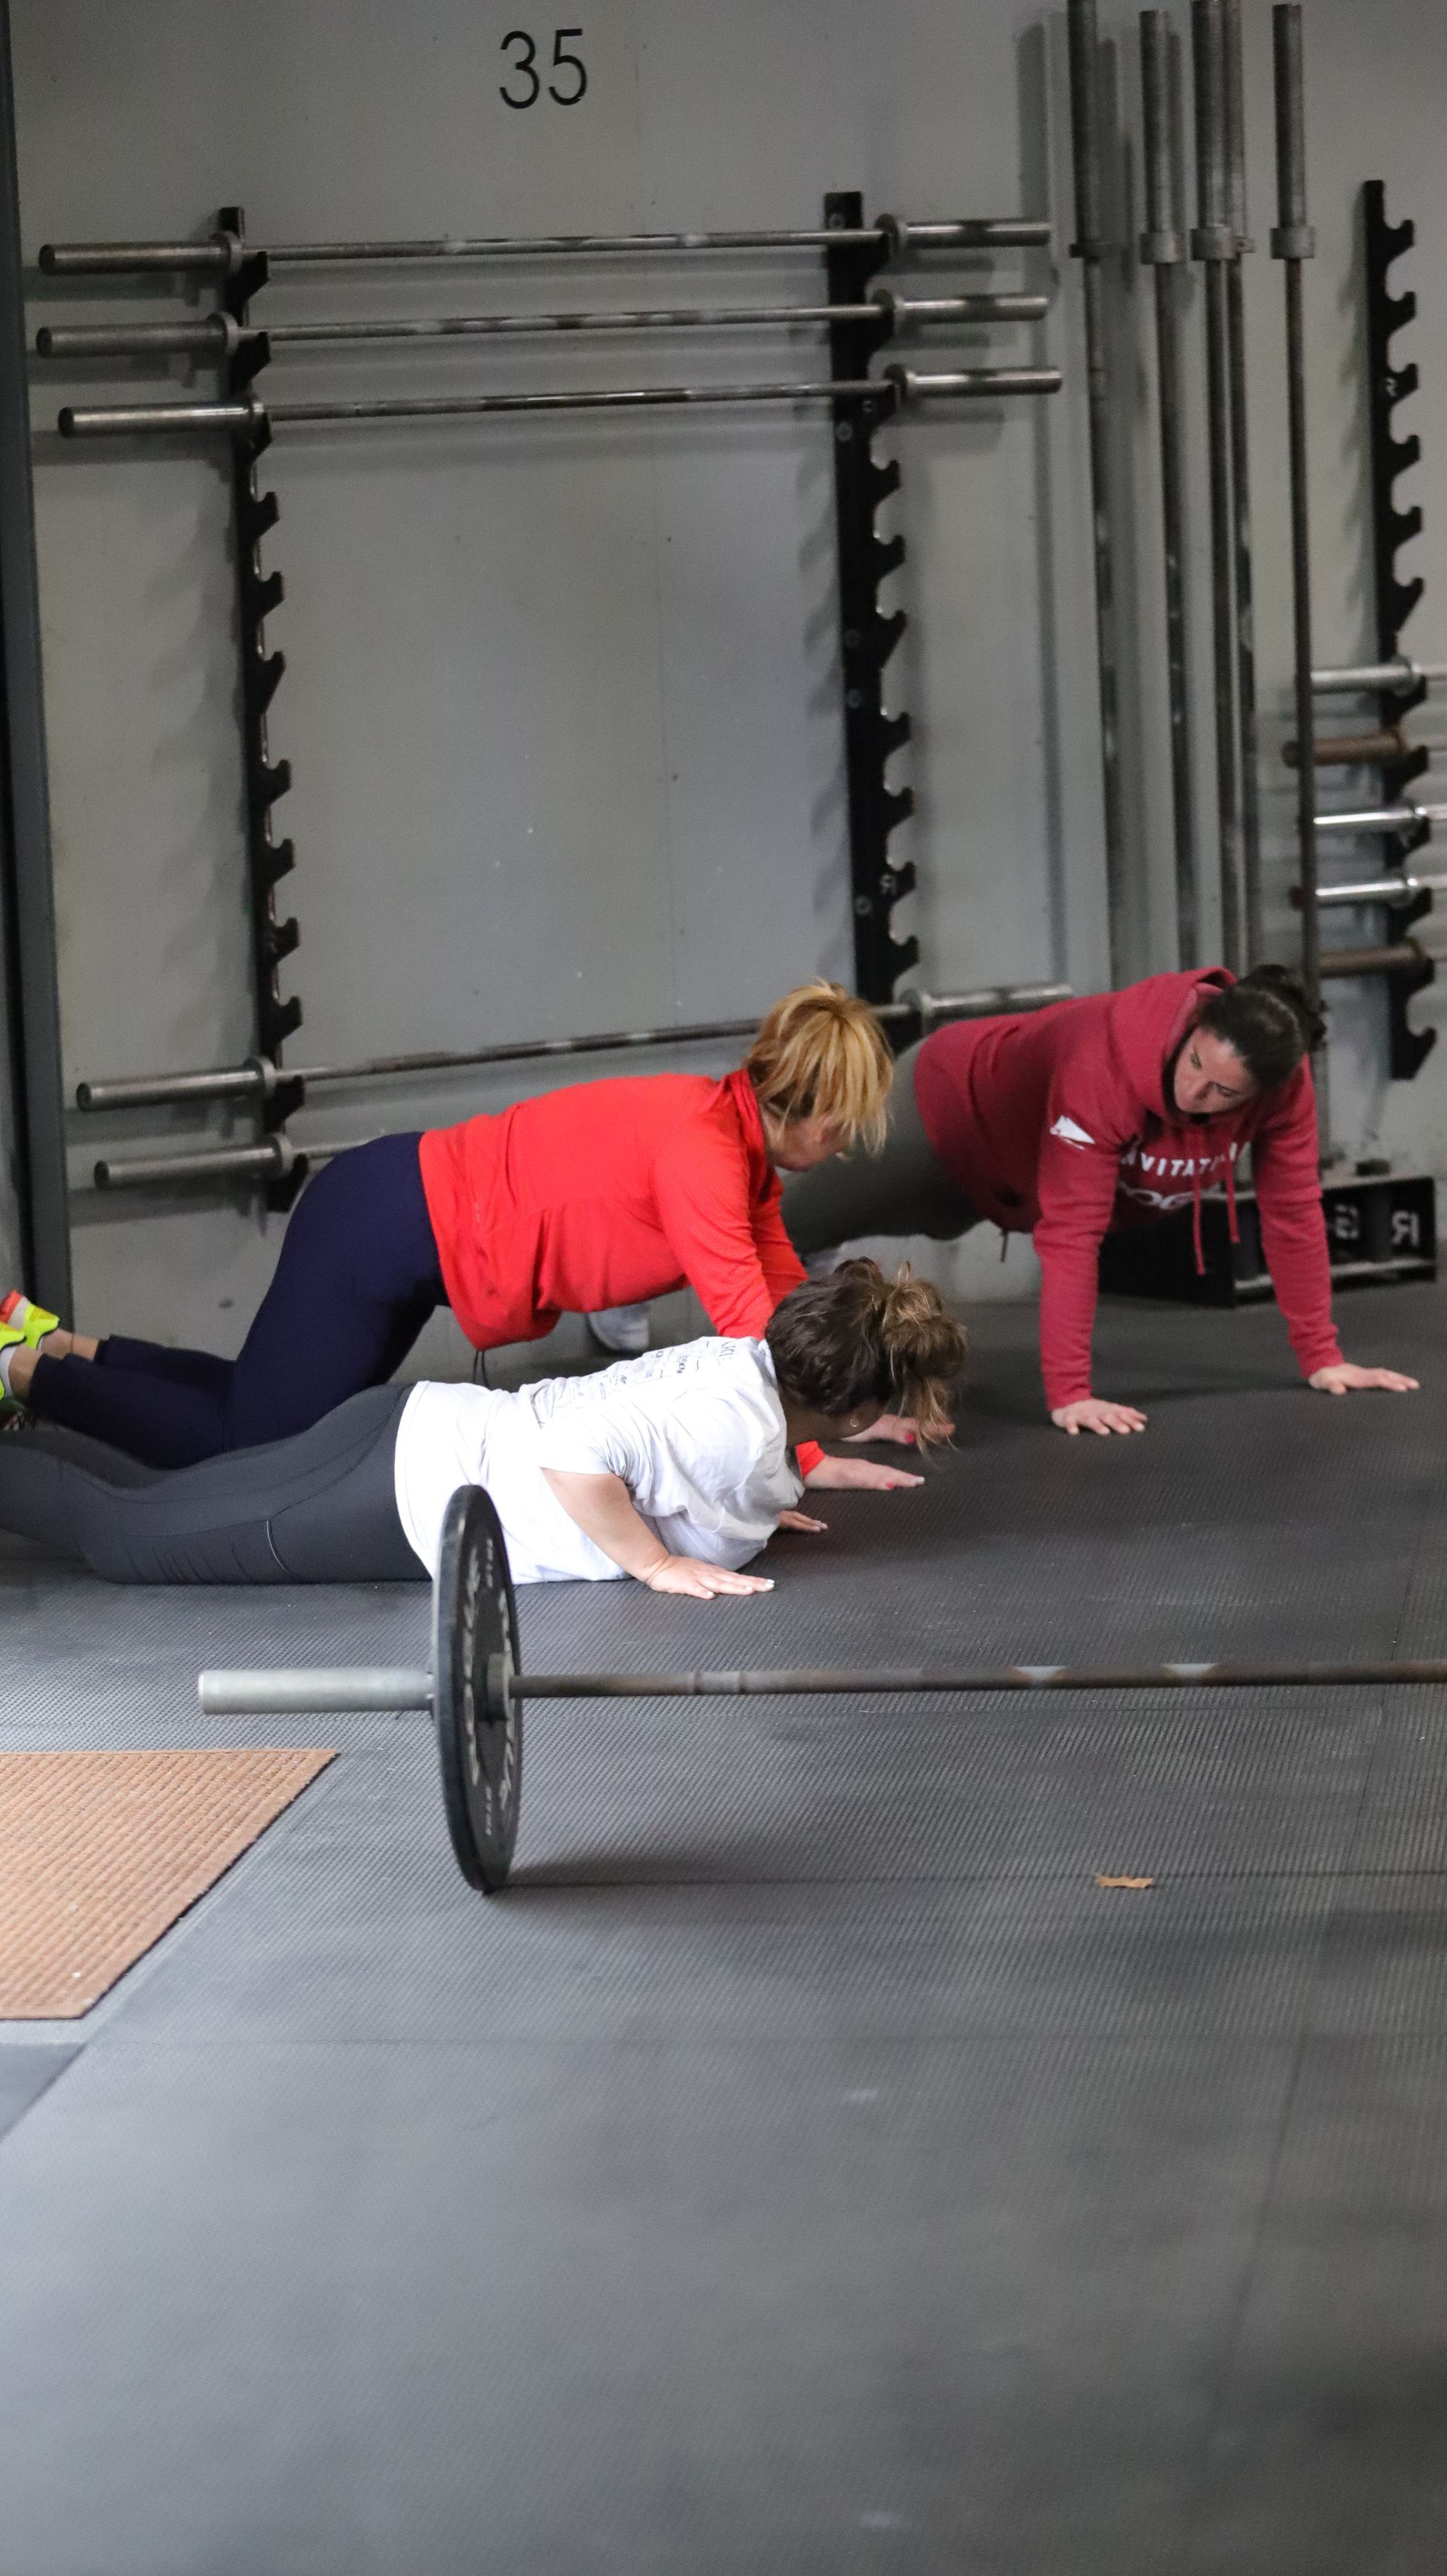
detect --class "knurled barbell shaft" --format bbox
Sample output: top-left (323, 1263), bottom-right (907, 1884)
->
top-left (198, 1654), bottom-right (1447, 1716)
top-left (518, 1659), bottom-right (1447, 1695)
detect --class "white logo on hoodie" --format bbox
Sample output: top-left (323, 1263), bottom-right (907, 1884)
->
top-left (1116, 1135), bottom-right (1240, 1212)
top-left (1049, 1114), bottom-right (1096, 1148)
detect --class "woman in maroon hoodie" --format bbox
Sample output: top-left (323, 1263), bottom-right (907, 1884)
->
top-left (782, 965), bottom-right (1418, 1435)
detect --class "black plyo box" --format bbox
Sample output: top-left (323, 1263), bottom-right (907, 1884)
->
top-left (1097, 1169), bottom-right (1437, 1307)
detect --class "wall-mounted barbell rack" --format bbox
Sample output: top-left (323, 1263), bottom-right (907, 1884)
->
top-left (36, 203), bottom-right (1060, 1199)
top-left (1286, 182), bottom-right (1438, 1083)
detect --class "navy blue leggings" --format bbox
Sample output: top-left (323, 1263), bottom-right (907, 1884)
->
top-left (29, 1132), bottom-right (447, 1469)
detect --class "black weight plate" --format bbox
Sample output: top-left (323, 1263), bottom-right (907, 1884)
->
top-left (433, 1485), bottom-right (522, 1894)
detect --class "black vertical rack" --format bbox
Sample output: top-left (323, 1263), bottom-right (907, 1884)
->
top-left (216, 204), bottom-right (306, 1202)
top-left (1363, 179), bottom-right (1435, 1080)
top-left (823, 191), bottom-right (918, 1010)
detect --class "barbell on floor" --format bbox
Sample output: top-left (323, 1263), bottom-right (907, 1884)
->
top-left (198, 1487), bottom-right (1447, 1897)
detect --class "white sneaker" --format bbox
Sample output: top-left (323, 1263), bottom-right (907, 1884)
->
top-left (586, 1303), bottom-right (650, 1357)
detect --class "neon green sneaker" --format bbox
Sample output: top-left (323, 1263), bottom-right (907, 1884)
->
top-left (0, 1291), bottom-right (59, 1349)
top-left (0, 1291), bottom-right (60, 1421)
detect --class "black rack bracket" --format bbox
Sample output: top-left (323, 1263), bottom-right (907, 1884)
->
top-left (1363, 179), bottom-right (1435, 1080)
top-left (824, 191), bottom-right (917, 1010)
top-left (217, 205), bottom-right (306, 1205)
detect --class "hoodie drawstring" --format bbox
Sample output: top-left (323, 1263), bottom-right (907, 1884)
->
top-left (1192, 1149), bottom-right (1241, 1278)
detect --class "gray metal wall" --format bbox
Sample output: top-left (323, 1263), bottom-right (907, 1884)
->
top-left (9, 0), bottom-right (1447, 1357)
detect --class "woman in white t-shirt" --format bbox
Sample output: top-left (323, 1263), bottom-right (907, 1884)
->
top-left (0, 1264), bottom-right (967, 1598)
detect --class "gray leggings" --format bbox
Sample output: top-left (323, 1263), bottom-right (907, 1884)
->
top-left (0, 1384), bottom-right (423, 1584)
top-left (782, 1040), bottom-right (980, 1256)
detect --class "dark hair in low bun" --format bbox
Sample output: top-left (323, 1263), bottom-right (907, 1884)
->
top-left (766, 1258), bottom-right (968, 1448)
top-left (1195, 964), bottom-right (1325, 1092)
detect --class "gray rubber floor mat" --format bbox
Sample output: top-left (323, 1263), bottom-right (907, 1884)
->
top-left (0, 2044), bottom-right (76, 2144)
top-left (0, 1281), bottom-right (1443, 2574)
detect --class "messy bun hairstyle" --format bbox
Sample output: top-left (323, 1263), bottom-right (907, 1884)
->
top-left (1195, 963), bottom-right (1326, 1092)
top-left (765, 1257), bottom-right (968, 1449)
top-left (745, 980), bottom-right (893, 1155)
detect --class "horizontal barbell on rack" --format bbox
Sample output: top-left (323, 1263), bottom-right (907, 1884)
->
top-left (36, 292), bottom-right (1050, 363)
top-left (56, 365), bottom-right (1062, 442)
top-left (1314, 940), bottom-right (1433, 979)
top-left (1302, 872), bottom-right (1447, 909)
top-left (91, 1135), bottom-right (327, 1191)
top-left (197, 1487), bottom-right (1447, 1896)
top-left (38, 218), bottom-right (1053, 278)
top-left (1311, 655), bottom-right (1447, 694)
top-left (1283, 728), bottom-right (1407, 769)
top-left (76, 982), bottom-right (1075, 1120)
top-left (1314, 803), bottom-right (1447, 838)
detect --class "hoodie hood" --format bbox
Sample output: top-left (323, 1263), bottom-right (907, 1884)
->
top-left (1104, 965), bottom-right (1237, 1128)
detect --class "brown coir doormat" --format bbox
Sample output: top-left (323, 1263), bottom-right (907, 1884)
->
top-left (0, 1747), bottom-right (335, 2018)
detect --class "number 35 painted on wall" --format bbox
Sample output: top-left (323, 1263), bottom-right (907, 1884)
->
top-left (500, 28), bottom-right (588, 107)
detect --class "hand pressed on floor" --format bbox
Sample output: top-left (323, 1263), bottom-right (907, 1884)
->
top-left (1051, 1397), bottom-right (1149, 1437)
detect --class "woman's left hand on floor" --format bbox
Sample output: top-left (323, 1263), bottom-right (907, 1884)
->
top-left (1308, 1361), bottom-right (1419, 1396)
top-left (803, 1455), bottom-right (924, 1491)
top-left (776, 1508), bottom-right (829, 1534)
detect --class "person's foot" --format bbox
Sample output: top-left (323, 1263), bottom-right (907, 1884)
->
top-left (1, 1291), bottom-right (60, 1345)
top-left (586, 1303), bottom-right (650, 1358)
top-left (0, 1292), bottom-right (62, 1410)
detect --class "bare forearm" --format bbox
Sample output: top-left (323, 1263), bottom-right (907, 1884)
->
top-left (539, 1466), bottom-right (776, 1600)
top-left (540, 1469), bottom-right (668, 1579)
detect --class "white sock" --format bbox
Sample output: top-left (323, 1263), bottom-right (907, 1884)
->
top-left (0, 1344), bottom-right (18, 1398)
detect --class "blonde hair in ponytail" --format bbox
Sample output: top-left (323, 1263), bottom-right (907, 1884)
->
top-left (745, 980), bottom-right (892, 1154)
top-left (764, 1257), bottom-right (968, 1449)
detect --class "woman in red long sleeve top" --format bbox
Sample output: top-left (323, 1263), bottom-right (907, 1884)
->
top-left (783, 965), bottom-right (1417, 1433)
top-left (8, 983), bottom-right (921, 1488)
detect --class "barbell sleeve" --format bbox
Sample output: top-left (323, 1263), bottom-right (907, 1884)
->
top-left (1311, 656), bottom-right (1447, 692)
top-left (39, 233), bottom-right (241, 276)
top-left (36, 315), bottom-right (240, 360)
top-left (77, 1056), bottom-right (277, 1112)
top-left (59, 398), bottom-right (259, 439)
top-left (1317, 941), bottom-right (1430, 978)
top-left (199, 1666), bottom-right (433, 1715)
top-left (886, 364), bottom-right (1061, 400)
top-left (1314, 804), bottom-right (1447, 836)
top-left (93, 1138), bottom-right (297, 1189)
top-left (1303, 872), bottom-right (1447, 907)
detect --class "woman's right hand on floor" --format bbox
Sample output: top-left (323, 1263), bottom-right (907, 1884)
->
top-left (1051, 1396), bottom-right (1149, 1437)
top-left (642, 1554), bottom-right (775, 1599)
top-left (803, 1455), bottom-right (925, 1490)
